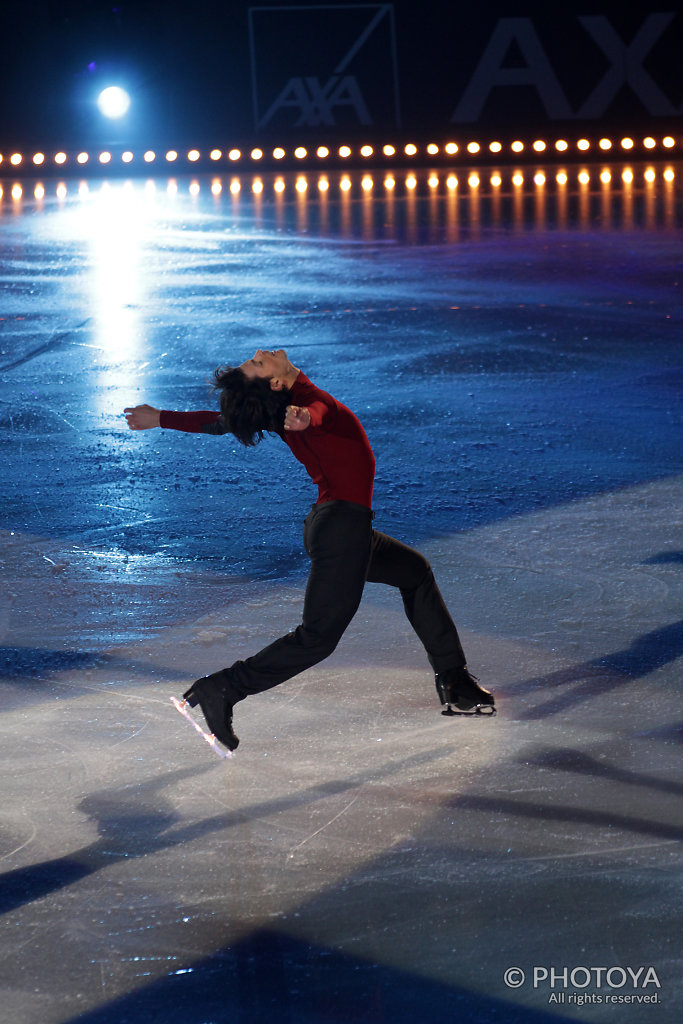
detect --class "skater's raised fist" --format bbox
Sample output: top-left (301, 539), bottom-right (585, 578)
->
top-left (284, 405), bottom-right (311, 432)
top-left (124, 404), bottom-right (161, 430)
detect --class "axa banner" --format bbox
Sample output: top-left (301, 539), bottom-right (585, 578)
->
top-left (449, 12), bottom-right (680, 124)
top-left (0, 1), bottom-right (680, 145)
top-left (249, 4), bottom-right (400, 132)
top-left (248, 3), bottom-right (682, 136)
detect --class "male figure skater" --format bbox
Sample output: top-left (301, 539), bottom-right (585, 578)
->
top-left (124, 348), bottom-right (495, 751)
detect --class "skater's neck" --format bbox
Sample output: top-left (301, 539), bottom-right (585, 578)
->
top-left (282, 364), bottom-right (301, 389)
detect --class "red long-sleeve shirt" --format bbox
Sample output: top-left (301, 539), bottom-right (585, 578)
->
top-left (159, 372), bottom-right (375, 508)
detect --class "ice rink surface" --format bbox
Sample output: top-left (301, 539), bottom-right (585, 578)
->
top-left (1, 164), bottom-right (681, 1023)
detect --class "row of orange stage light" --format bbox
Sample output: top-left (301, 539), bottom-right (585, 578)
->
top-left (1, 165), bottom-right (676, 202)
top-left (0, 135), bottom-right (678, 171)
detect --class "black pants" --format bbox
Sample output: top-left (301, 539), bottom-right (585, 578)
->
top-left (222, 500), bottom-right (466, 703)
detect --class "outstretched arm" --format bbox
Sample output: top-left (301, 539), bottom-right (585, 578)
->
top-left (124, 406), bottom-right (224, 433)
top-left (124, 404), bottom-right (161, 430)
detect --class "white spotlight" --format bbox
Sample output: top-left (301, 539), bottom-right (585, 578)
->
top-left (97, 86), bottom-right (131, 119)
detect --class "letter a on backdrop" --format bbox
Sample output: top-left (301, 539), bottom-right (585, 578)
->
top-left (451, 17), bottom-right (572, 122)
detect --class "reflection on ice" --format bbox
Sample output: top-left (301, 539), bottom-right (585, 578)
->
top-left (87, 184), bottom-right (146, 357)
top-left (2, 162), bottom-right (679, 239)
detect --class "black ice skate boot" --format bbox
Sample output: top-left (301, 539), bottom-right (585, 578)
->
top-left (183, 671), bottom-right (240, 751)
top-left (435, 667), bottom-right (496, 716)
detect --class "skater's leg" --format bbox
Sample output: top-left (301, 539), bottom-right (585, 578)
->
top-left (366, 531), bottom-right (466, 672)
top-left (219, 501), bottom-right (373, 702)
top-left (365, 531), bottom-right (495, 713)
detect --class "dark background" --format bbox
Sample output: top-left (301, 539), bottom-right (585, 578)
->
top-left (0, 1), bottom-right (681, 149)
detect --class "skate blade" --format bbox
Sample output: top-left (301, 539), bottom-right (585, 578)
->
top-left (441, 703), bottom-right (497, 717)
top-left (171, 696), bottom-right (234, 759)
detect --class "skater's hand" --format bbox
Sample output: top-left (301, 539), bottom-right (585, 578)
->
top-left (284, 405), bottom-right (311, 432)
top-left (124, 404), bottom-right (161, 430)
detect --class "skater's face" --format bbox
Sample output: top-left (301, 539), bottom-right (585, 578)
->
top-left (239, 349), bottom-right (290, 390)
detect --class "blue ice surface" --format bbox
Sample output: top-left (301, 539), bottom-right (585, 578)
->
top-left (0, 170), bottom-right (681, 584)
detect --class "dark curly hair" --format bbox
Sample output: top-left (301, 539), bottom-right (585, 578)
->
top-left (212, 366), bottom-right (291, 446)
